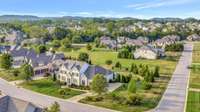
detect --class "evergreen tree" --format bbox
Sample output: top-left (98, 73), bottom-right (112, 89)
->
top-left (154, 66), bottom-right (160, 77)
top-left (128, 78), bottom-right (137, 93)
top-left (0, 54), bottom-right (12, 69)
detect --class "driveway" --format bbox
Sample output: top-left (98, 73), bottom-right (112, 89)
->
top-left (0, 78), bottom-right (118, 112)
top-left (154, 43), bottom-right (193, 112)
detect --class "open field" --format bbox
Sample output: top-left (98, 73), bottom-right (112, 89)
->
top-left (189, 42), bottom-right (200, 89)
top-left (20, 78), bottom-right (84, 99)
top-left (186, 91), bottom-right (200, 112)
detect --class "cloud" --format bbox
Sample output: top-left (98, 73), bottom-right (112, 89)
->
top-left (127, 0), bottom-right (195, 10)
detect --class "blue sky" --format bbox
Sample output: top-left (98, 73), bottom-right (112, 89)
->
top-left (0, 0), bottom-right (200, 19)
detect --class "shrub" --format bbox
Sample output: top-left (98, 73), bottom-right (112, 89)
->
top-left (141, 80), bottom-right (152, 90)
top-left (58, 89), bottom-right (66, 96)
top-left (105, 60), bottom-right (112, 65)
top-left (125, 94), bottom-right (142, 105)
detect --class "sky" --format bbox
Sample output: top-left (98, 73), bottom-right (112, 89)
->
top-left (0, 0), bottom-right (200, 19)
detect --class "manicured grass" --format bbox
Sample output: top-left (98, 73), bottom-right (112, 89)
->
top-left (189, 42), bottom-right (200, 89)
top-left (0, 69), bottom-right (23, 81)
top-left (20, 78), bottom-right (84, 99)
top-left (186, 91), bottom-right (200, 112)
top-left (64, 47), bottom-right (179, 77)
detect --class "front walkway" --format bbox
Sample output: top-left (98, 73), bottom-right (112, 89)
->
top-left (154, 43), bottom-right (193, 112)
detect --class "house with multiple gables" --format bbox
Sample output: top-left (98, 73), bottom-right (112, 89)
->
top-left (134, 45), bottom-right (165, 59)
top-left (187, 34), bottom-right (200, 41)
top-left (100, 36), bottom-right (117, 49)
top-left (153, 35), bottom-right (180, 48)
top-left (10, 46), bottom-right (65, 75)
top-left (100, 36), bottom-right (149, 49)
top-left (4, 30), bottom-right (26, 45)
top-left (58, 60), bottom-right (115, 86)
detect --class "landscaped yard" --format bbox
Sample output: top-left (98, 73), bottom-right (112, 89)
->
top-left (0, 69), bottom-right (23, 81)
top-left (20, 78), bottom-right (85, 99)
top-left (64, 46), bottom-right (181, 112)
top-left (186, 91), bottom-right (200, 112)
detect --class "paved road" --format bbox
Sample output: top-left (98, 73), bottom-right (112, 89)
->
top-left (0, 78), bottom-right (117, 112)
top-left (154, 43), bottom-right (193, 112)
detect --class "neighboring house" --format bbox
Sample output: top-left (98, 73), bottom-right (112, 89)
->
top-left (187, 34), bottom-right (200, 41)
top-left (134, 45), bottom-right (165, 59)
top-left (153, 35), bottom-right (180, 48)
top-left (4, 30), bottom-right (26, 45)
top-left (137, 36), bottom-right (149, 44)
top-left (10, 46), bottom-right (65, 75)
top-left (57, 60), bottom-right (115, 86)
top-left (125, 38), bottom-right (144, 47)
top-left (0, 45), bottom-right (11, 54)
top-left (0, 94), bottom-right (42, 112)
top-left (100, 36), bottom-right (117, 49)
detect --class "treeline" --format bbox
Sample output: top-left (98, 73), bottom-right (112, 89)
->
top-left (165, 43), bottom-right (184, 51)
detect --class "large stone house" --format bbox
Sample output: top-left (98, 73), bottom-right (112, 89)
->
top-left (134, 45), bottom-right (165, 59)
top-left (57, 60), bottom-right (115, 86)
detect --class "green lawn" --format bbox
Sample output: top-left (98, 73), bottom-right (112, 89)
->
top-left (186, 91), bottom-right (200, 112)
top-left (20, 78), bottom-right (84, 99)
top-left (0, 69), bottom-right (23, 81)
top-left (189, 42), bottom-right (200, 89)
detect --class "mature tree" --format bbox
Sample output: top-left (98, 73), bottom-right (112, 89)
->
top-left (91, 74), bottom-right (107, 95)
top-left (72, 35), bottom-right (82, 43)
top-left (128, 78), bottom-right (137, 93)
top-left (105, 60), bottom-right (112, 65)
top-left (94, 38), bottom-right (100, 47)
top-left (36, 45), bottom-right (47, 54)
top-left (44, 102), bottom-right (60, 112)
top-left (20, 64), bottom-right (34, 81)
top-left (51, 40), bottom-right (61, 48)
top-left (115, 61), bottom-right (122, 69)
top-left (23, 25), bottom-right (48, 38)
top-left (52, 27), bottom-right (68, 40)
top-left (154, 66), bottom-right (160, 77)
top-left (78, 52), bottom-right (89, 62)
top-left (130, 63), bottom-right (138, 74)
top-left (107, 22), bottom-right (115, 33)
top-left (0, 54), bottom-right (12, 69)
top-left (144, 71), bottom-right (155, 82)
top-left (61, 38), bottom-right (71, 48)
top-left (86, 44), bottom-right (92, 51)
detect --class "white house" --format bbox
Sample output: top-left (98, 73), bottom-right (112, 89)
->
top-left (134, 45), bottom-right (165, 59)
top-left (57, 60), bottom-right (115, 86)
top-left (187, 34), bottom-right (200, 41)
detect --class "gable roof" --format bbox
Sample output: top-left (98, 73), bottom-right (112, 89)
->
top-left (0, 95), bottom-right (42, 112)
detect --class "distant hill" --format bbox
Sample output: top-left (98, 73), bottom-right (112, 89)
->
top-left (0, 15), bottom-right (199, 23)
top-left (0, 15), bottom-right (41, 22)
